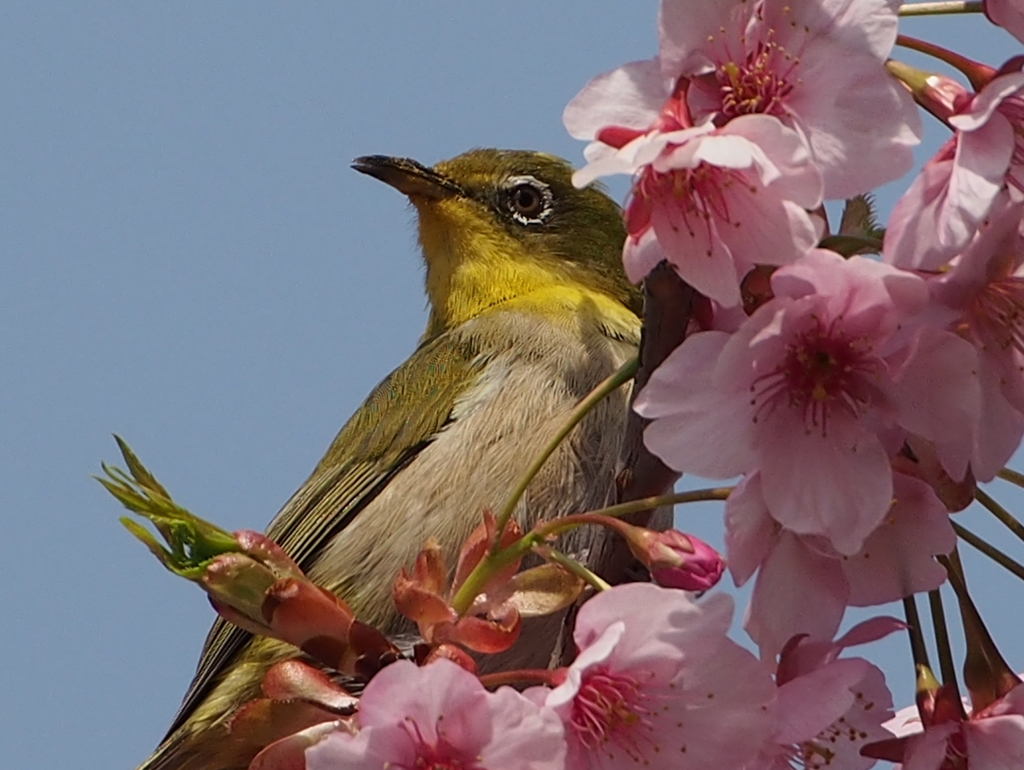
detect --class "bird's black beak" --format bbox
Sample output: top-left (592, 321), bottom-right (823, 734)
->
top-left (351, 155), bottom-right (464, 200)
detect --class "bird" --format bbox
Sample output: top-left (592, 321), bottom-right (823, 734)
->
top-left (137, 148), bottom-right (644, 770)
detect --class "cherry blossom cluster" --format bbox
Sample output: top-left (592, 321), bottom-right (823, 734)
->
top-left (558, 0), bottom-right (1024, 767)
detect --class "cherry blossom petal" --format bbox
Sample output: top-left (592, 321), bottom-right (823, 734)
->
top-left (773, 658), bottom-right (872, 744)
top-left (885, 120), bottom-right (1014, 270)
top-left (563, 59), bottom-right (667, 140)
top-left (637, 332), bottom-right (757, 477)
top-left (671, 642), bottom-right (777, 767)
top-left (572, 584), bottom-right (732, 666)
top-left (786, 34), bottom-right (920, 197)
top-left (657, 0), bottom-right (745, 75)
top-left (745, 530), bottom-right (848, 659)
top-left (759, 413), bottom-right (892, 555)
top-left (548, 586), bottom-right (774, 770)
top-left (965, 713), bottom-right (1024, 769)
top-left (986, 0), bottom-right (1024, 44)
top-left (891, 326), bottom-right (981, 481)
top-left (724, 473), bottom-right (778, 586)
top-left (307, 660), bottom-right (564, 770)
top-left (974, 358), bottom-right (1024, 480)
top-left (843, 474), bottom-right (954, 606)
top-left (622, 230), bottom-right (667, 284)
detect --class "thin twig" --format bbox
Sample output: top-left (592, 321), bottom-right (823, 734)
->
top-left (562, 487), bottom-right (733, 523)
top-left (974, 488), bottom-right (1024, 545)
top-left (997, 467), bottom-right (1024, 489)
top-left (952, 521), bottom-right (1024, 582)
top-left (539, 547), bottom-right (611, 592)
top-left (898, 1), bottom-right (983, 15)
top-left (928, 589), bottom-right (958, 691)
top-left (902, 595), bottom-right (931, 671)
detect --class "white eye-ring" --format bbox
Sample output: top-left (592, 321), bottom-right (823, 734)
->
top-left (504, 175), bottom-right (553, 225)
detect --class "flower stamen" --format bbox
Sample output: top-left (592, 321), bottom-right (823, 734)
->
top-left (750, 314), bottom-right (878, 435)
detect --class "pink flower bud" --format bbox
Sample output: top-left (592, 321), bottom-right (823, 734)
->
top-left (625, 527), bottom-right (725, 591)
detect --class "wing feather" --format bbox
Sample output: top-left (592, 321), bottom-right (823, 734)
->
top-left (163, 332), bottom-right (481, 736)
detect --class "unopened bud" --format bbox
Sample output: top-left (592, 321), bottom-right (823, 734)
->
top-left (202, 552), bottom-right (278, 619)
top-left (625, 527), bottom-right (724, 591)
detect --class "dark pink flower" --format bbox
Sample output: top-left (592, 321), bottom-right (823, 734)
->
top-left (569, 93), bottom-right (823, 304)
top-left (622, 526), bottom-right (725, 591)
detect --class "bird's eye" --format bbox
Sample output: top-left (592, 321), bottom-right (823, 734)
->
top-left (511, 184), bottom-right (543, 216)
top-left (504, 176), bottom-right (552, 225)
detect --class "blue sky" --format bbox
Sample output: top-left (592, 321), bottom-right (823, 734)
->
top-left (2, 3), bottom-right (1022, 768)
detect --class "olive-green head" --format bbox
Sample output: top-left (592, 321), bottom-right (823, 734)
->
top-left (352, 149), bottom-right (639, 338)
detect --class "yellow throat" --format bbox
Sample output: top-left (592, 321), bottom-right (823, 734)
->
top-left (352, 149), bottom-right (641, 341)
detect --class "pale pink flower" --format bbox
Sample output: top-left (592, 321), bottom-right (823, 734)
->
top-left (747, 618), bottom-right (900, 770)
top-left (726, 472), bottom-right (954, 659)
top-left (660, 0), bottom-right (921, 198)
top-left (305, 658), bottom-right (565, 770)
top-left (881, 684), bottom-right (1024, 769)
top-left (885, 71), bottom-right (1024, 270)
top-left (930, 200), bottom-right (1024, 479)
top-left (636, 249), bottom-right (980, 555)
top-left (540, 584), bottom-right (775, 770)
top-left (986, 0), bottom-right (1024, 45)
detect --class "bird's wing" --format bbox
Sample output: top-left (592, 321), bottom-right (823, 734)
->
top-left (164, 331), bottom-right (483, 736)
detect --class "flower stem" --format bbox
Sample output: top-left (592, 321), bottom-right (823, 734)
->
top-left (898, 1), bottom-right (983, 15)
top-left (478, 668), bottom-right (564, 689)
top-left (928, 589), bottom-right (958, 690)
top-left (491, 355), bottom-right (638, 551)
top-left (902, 595), bottom-right (931, 671)
top-left (997, 467), bottom-right (1024, 489)
top-left (537, 488), bottom-right (733, 537)
top-left (974, 488), bottom-right (1024, 544)
top-left (451, 486), bottom-right (729, 615)
top-left (952, 520), bottom-right (1024, 581)
top-left (938, 550), bottom-right (1022, 709)
top-left (895, 34), bottom-right (992, 90)
top-left (538, 546), bottom-right (611, 592)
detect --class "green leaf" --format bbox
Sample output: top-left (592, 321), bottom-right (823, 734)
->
top-left (99, 437), bottom-right (239, 579)
top-left (819, 234), bottom-right (885, 258)
top-left (831, 194), bottom-right (885, 256)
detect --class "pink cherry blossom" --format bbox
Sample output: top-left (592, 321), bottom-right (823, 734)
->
top-left (660, 0), bottom-right (921, 198)
top-left (884, 70), bottom-right (1024, 270)
top-left (929, 200), bottom-right (1024, 480)
top-left (636, 249), bottom-right (980, 555)
top-left (726, 472), bottom-right (954, 659)
top-left (539, 584), bottom-right (775, 770)
top-left (305, 658), bottom-right (565, 770)
top-left (880, 684), bottom-right (1024, 769)
top-left (568, 83), bottom-right (823, 305)
top-left (986, 0), bottom-right (1024, 45)
top-left (746, 618), bottom-right (900, 770)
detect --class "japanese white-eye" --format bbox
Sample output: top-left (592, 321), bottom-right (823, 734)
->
top-left (137, 148), bottom-right (642, 770)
